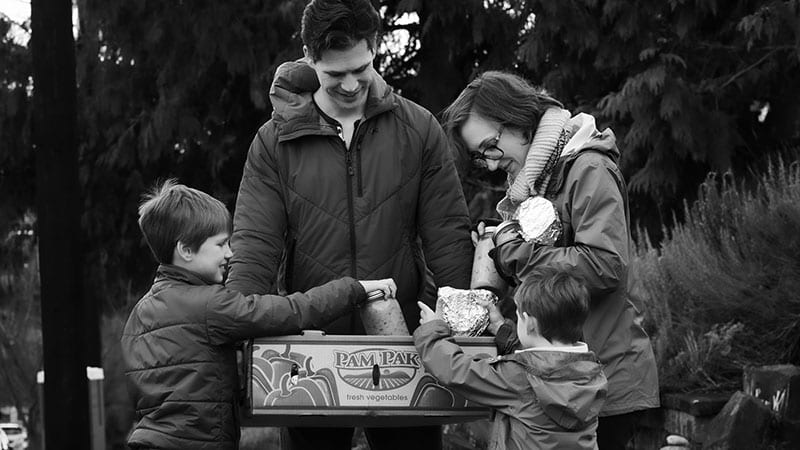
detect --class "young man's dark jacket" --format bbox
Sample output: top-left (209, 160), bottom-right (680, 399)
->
top-left (227, 60), bottom-right (473, 333)
top-left (121, 264), bottom-right (366, 450)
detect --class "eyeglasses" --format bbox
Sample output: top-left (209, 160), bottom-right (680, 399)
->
top-left (469, 125), bottom-right (505, 169)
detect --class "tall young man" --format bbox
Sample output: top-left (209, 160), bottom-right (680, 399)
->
top-left (227, 0), bottom-right (474, 448)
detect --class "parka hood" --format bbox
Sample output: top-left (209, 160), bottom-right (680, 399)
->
top-left (514, 349), bottom-right (607, 430)
top-left (563, 112), bottom-right (619, 162)
top-left (268, 59), bottom-right (396, 138)
top-left (545, 113), bottom-right (621, 195)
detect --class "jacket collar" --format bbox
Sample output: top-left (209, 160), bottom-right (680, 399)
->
top-left (153, 264), bottom-right (213, 287)
top-left (268, 59), bottom-right (397, 142)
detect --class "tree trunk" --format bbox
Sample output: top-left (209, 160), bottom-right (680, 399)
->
top-left (30, 0), bottom-right (95, 448)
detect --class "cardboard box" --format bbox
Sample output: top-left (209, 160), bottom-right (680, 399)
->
top-left (242, 330), bottom-right (497, 427)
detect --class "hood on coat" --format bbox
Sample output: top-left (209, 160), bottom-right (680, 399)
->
top-left (268, 59), bottom-right (395, 137)
top-left (545, 113), bottom-right (621, 195)
top-left (563, 113), bottom-right (619, 162)
top-left (515, 350), bottom-right (607, 430)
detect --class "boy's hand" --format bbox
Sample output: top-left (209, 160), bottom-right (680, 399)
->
top-left (417, 301), bottom-right (440, 325)
top-left (359, 278), bottom-right (397, 300)
top-left (476, 297), bottom-right (505, 335)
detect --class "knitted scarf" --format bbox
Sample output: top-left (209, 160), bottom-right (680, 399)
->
top-left (496, 107), bottom-right (573, 219)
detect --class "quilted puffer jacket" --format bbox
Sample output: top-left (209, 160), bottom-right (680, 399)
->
top-left (228, 60), bottom-right (473, 333)
top-left (121, 264), bottom-right (366, 449)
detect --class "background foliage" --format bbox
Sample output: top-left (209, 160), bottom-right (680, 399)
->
top-left (632, 155), bottom-right (800, 392)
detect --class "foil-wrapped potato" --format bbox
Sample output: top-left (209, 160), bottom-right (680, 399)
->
top-left (436, 287), bottom-right (498, 337)
top-left (518, 196), bottom-right (562, 245)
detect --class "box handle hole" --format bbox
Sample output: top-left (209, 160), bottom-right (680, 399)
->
top-left (372, 364), bottom-right (380, 386)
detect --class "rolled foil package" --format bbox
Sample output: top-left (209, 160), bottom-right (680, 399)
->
top-left (436, 287), bottom-right (498, 337)
top-left (517, 196), bottom-right (562, 245)
top-left (360, 290), bottom-right (410, 336)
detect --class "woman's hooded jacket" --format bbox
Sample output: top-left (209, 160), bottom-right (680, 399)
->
top-left (493, 113), bottom-right (660, 416)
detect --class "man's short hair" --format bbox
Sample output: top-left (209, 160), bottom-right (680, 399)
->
top-left (137, 179), bottom-right (231, 264)
top-left (514, 267), bottom-right (590, 343)
top-left (300, 0), bottom-right (381, 61)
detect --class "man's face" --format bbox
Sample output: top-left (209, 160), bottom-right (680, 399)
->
top-left (307, 40), bottom-right (376, 115)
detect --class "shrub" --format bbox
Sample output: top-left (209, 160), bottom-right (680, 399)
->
top-left (633, 156), bottom-right (800, 393)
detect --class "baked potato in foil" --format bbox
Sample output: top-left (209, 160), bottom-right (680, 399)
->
top-left (518, 196), bottom-right (562, 245)
top-left (435, 287), bottom-right (498, 337)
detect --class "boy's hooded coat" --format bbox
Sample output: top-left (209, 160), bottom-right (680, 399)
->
top-left (414, 320), bottom-right (608, 450)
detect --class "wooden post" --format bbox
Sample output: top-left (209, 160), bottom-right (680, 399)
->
top-left (31, 0), bottom-right (96, 448)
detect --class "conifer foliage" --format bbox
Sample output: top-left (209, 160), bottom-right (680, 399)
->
top-left (518, 0), bottom-right (800, 229)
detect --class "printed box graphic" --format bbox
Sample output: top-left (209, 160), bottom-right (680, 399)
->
top-left (242, 331), bottom-right (497, 427)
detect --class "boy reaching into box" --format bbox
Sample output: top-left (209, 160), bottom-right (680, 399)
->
top-left (413, 267), bottom-right (607, 450)
top-left (121, 179), bottom-right (396, 450)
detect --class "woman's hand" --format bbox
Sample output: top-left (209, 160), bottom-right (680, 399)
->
top-left (417, 301), bottom-right (441, 325)
top-left (358, 278), bottom-right (397, 300)
top-left (471, 221), bottom-right (486, 247)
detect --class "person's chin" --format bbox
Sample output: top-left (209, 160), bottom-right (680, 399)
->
top-left (505, 164), bottom-right (520, 177)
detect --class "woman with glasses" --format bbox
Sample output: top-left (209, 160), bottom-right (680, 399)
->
top-left (441, 71), bottom-right (659, 450)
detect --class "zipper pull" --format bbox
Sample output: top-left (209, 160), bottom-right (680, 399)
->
top-left (345, 151), bottom-right (354, 176)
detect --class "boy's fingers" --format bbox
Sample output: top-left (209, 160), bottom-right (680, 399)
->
top-left (417, 301), bottom-right (436, 318)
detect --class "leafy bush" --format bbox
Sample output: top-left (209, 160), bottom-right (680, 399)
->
top-left (632, 156), bottom-right (800, 393)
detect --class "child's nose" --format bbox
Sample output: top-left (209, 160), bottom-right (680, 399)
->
top-left (224, 245), bottom-right (233, 259)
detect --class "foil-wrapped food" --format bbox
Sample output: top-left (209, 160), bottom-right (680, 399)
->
top-left (436, 287), bottom-right (498, 337)
top-left (518, 196), bottom-right (562, 245)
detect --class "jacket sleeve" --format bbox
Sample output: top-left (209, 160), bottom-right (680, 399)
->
top-left (493, 154), bottom-right (629, 302)
top-left (494, 319), bottom-right (522, 355)
top-left (227, 128), bottom-right (286, 296)
top-left (206, 277), bottom-right (366, 344)
top-left (416, 113), bottom-right (474, 290)
top-left (413, 320), bottom-right (526, 410)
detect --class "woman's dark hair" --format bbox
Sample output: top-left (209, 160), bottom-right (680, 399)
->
top-left (301, 0), bottom-right (381, 61)
top-left (441, 70), bottom-right (562, 159)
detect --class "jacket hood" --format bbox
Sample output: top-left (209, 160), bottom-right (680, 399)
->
top-left (268, 59), bottom-right (396, 137)
top-left (563, 112), bottom-right (619, 162)
top-left (514, 350), bottom-right (607, 430)
top-left (545, 113), bottom-right (621, 195)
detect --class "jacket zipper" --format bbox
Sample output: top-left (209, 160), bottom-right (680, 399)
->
top-left (337, 123), bottom-right (359, 277)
